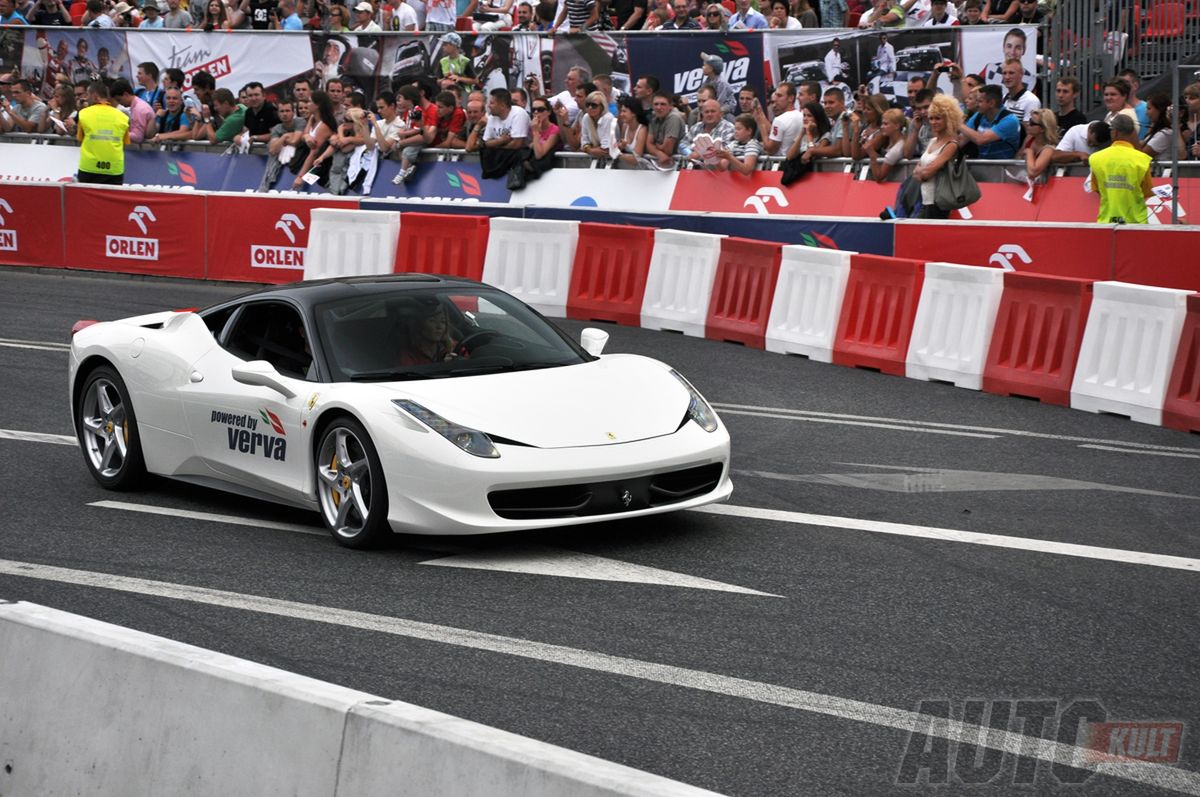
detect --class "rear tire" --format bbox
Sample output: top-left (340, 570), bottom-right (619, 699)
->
top-left (315, 417), bottom-right (391, 549)
top-left (75, 365), bottom-right (146, 490)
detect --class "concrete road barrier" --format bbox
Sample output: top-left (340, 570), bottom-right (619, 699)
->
top-left (0, 601), bottom-right (724, 797)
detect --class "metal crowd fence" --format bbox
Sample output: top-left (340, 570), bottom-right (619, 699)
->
top-left (5, 131), bottom-right (1199, 182)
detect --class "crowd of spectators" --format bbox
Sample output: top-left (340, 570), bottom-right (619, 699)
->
top-left (0, 0), bottom-right (1080, 33)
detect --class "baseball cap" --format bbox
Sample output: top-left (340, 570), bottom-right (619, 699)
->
top-left (354, 1), bottom-right (372, 11)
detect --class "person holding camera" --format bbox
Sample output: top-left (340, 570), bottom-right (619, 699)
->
top-left (29, 0), bottom-right (71, 25)
top-left (376, 85), bottom-right (429, 184)
top-left (0, 79), bottom-right (47, 134)
top-left (150, 87), bottom-right (195, 143)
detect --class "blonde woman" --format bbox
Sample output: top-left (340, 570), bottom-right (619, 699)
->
top-left (579, 90), bottom-right (616, 160)
top-left (850, 93), bottom-right (890, 160)
top-left (1020, 107), bottom-right (1059, 181)
top-left (865, 108), bottom-right (906, 182)
top-left (911, 93), bottom-right (963, 219)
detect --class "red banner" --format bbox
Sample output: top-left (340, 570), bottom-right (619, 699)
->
top-left (952, 181), bottom-right (1040, 222)
top-left (63, 186), bottom-right (206, 279)
top-left (894, 221), bottom-right (1114, 280)
top-left (0, 182), bottom-right (65, 268)
top-left (1112, 227), bottom-right (1200, 291)
top-left (205, 195), bottom-right (359, 283)
top-left (669, 172), bottom-right (852, 217)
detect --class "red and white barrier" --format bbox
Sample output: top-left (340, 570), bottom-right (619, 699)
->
top-left (1070, 281), bottom-right (1191, 425)
top-left (481, 217), bottom-right (580, 318)
top-left (764, 245), bottom-right (855, 363)
top-left (1163, 293), bottom-right (1200, 433)
top-left (705, 237), bottom-right (782, 349)
top-left (395, 212), bottom-right (490, 280)
top-left (567, 222), bottom-right (655, 327)
top-left (906, 262), bottom-right (1005, 390)
top-left (832, 255), bottom-right (926, 376)
top-left (640, 229), bottom-right (723, 338)
top-left (304, 207), bottom-right (399, 282)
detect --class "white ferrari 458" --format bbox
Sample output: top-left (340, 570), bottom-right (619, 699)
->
top-left (69, 275), bottom-right (732, 546)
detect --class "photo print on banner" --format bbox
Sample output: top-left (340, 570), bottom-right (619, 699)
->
top-left (20, 29), bottom-right (131, 101)
top-left (959, 24), bottom-right (1037, 90)
top-left (766, 27), bottom-right (960, 112)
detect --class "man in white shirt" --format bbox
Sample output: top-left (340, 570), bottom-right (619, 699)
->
top-left (750, 82), bottom-right (801, 157)
top-left (352, 0), bottom-right (384, 29)
top-left (381, 0), bottom-right (418, 29)
top-left (823, 38), bottom-right (845, 83)
top-left (1051, 119), bottom-right (1111, 165)
top-left (1000, 57), bottom-right (1040, 125)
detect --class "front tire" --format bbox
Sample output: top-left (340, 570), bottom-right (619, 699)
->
top-left (76, 365), bottom-right (146, 490)
top-left (315, 417), bottom-right (390, 549)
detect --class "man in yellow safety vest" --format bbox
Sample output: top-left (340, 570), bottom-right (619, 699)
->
top-left (1088, 112), bottom-right (1152, 224)
top-left (76, 80), bottom-right (131, 185)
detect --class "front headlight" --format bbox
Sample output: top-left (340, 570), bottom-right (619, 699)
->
top-left (669, 370), bottom-right (718, 433)
top-left (392, 399), bottom-right (500, 458)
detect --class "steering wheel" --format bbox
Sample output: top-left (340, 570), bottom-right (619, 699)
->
top-left (455, 330), bottom-right (503, 356)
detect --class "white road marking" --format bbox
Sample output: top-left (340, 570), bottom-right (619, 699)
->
top-left (717, 408), bottom-right (999, 439)
top-left (421, 545), bottom-right (780, 596)
top-left (89, 500), bottom-right (326, 537)
top-left (0, 337), bottom-right (70, 352)
top-left (0, 428), bottom-right (75, 446)
top-left (0, 558), bottom-right (1195, 795)
top-left (692, 504), bottom-right (1200, 573)
top-left (712, 402), bottom-right (1200, 454)
top-left (734, 464), bottom-right (1198, 499)
top-left (1079, 444), bottom-right (1200, 460)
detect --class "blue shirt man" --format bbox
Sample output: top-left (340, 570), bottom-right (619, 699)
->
top-left (961, 85), bottom-right (1021, 160)
top-left (728, 0), bottom-right (768, 28)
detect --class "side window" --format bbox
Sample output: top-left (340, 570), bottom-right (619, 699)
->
top-left (201, 305), bottom-right (238, 342)
top-left (223, 301), bottom-right (314, 380)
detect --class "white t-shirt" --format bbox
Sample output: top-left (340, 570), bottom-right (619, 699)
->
top-left (768, 109), bottom-right (803, 155)
top-left (1004, 89), bottom-right (1041, 122)
top-left (385, 2), bottom-right (417, 29)
top-left (485, 105), bottom-right (531, 141)
top-left (425, 0), bottom-right (455, 25)
top-left (1055, 123), bottom-right (1092, 154)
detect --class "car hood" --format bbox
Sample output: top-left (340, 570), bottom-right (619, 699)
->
top-left (384, 355), bottom-right (691, 449)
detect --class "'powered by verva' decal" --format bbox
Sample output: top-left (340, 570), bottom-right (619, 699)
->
top-left (210, 408), bottom-right (287, 460)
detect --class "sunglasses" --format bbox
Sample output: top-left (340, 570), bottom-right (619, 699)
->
top-left (1027, 119), bottom-right (1043, 126)
top-left (706, 10), bottom-right (721, 15)
top-left (586, 101), bottom-right (601, 109)
top-left (532, 106), bottom-right (549, 112)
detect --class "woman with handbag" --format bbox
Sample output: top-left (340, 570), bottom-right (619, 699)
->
top-left (911, 94), bottom-right (964, 219)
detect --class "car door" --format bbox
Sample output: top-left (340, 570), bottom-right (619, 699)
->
top-left (178, 300), bottom-right (315, 502)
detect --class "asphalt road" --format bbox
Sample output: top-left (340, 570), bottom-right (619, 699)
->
top-left (1, 267), bottom-right (1198, 796)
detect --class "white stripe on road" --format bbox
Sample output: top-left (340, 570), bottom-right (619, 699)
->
top-left (0, 337), bottom-right (71, 352)
top-left (711, 403), bottom-right (1200, 454)
top-left (89, 500), bottom-right (326, 537)
top-left (0, 559), bottom-right (1195, 795)
top-left (716, 409), bottom-right (999, 439)
top-left (693, 504), bottom-right (1200, 573)
top-left (1079, 444), bottom-right (1200, 460)
top-left (0, 428), bottom-right (75, 446)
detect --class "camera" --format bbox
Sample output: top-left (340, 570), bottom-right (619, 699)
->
top-left (411, 107), bottom-right (422, 121)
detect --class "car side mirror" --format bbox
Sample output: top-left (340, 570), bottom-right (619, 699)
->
top-left (580, 328), bottom-right (609, 356)
top-left (232, 360), bottom-right (297, 399)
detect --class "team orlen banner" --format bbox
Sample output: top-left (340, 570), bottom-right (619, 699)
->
top-left (626, 34), bottom-right (764, 108)
top-left (125, 30), bottom-right (314, 94)
top-left (0, 181), bottom-right (67, 268)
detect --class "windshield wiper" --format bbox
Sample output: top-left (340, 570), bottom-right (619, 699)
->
top-left (349, 370), bottom-right (449, 382)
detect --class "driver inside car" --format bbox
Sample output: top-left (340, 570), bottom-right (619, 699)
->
top-left (398, 298), bottom-right (459, 365)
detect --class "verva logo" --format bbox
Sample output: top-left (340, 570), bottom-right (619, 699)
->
top-left (674, 57), bottom-right (751, 95)
top-left (743, 187), bottom-right (789, 215)
top-left (0, 198), bottom-right (16, 252)
top-left (250, 212), bottom-right (306, 270)
top-left (106, 204), bottom-right (160, 261)
top-left (988, 243), bottom-right (1033, 270)
top-left (447, 171), bottom-right (482, 197)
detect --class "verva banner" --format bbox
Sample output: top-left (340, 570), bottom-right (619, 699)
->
top-left (893, 221), bottom-right (1115, 281)
top-left (205, 194), bottom-right (359, 283)
top-left (626, 35), bottom-right (764, 107)
top-left (670, 172), bottom-right (853, 217)
top-left (63, 186), bottom-right (206, 279)
top-left (125, 31), bottom-right (314, 93)
top-left (0, 182), bottom-right (66, 268)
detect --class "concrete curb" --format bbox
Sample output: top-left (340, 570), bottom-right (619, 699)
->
top-left (0, 601), bottom-right (724, 797)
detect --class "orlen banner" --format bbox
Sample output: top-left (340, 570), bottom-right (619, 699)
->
top-left (0, 182), bottom-right (65, 268)
top-left (894, 221), bottom-right (1114, 281)
top-left (63, 186), bottom-right (205, 279)
top-left (670, 171), bottom-right (854, 217)
top-left (125, 31), bottom-right (313, 93)
top-left (205, 194), bottom-right (359, 283)
top-left (627, 35), bottom-right (764, 107)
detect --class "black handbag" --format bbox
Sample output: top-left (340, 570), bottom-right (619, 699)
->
top-left (934, 149), bottom-right (981, 211)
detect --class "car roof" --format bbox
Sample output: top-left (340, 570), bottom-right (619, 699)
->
top-left (207, 273), bottom-right (488, 313)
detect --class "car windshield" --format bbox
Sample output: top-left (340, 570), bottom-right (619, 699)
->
top-left (313, 287), bottom-right (589, 382)
top-left (790, 64), bottom-right (825, 81)
top-left (898, 51), bottom-right (940, 70)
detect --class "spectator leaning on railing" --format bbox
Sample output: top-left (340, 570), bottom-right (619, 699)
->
top-left (1052, 119), bottom-right (1110, 166)
top-left (960, 84), bottom-right (1019, 160)
top-left (643, 90), bottom-right (685, 170)
top-left (1020, 107), bottom-right (1058, 182)
top-left (110, 78), bottom-right (156, 143)
top-left (0, 79), bottom-right (47, 134)
top-left (865, 107), bottom-right (906, 182)
top-left (150, 87), bottom-right (194, 143)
